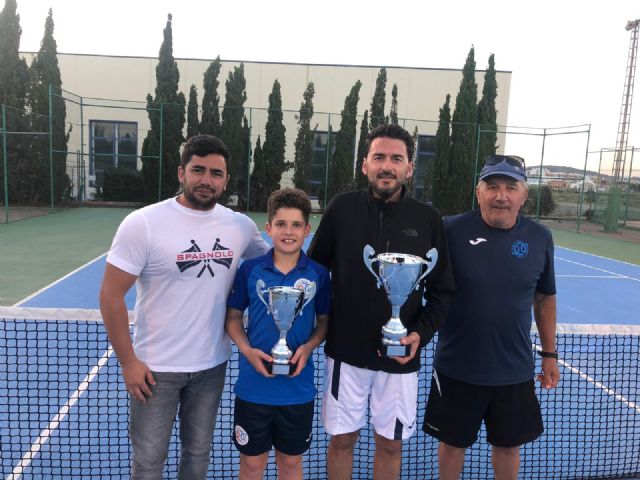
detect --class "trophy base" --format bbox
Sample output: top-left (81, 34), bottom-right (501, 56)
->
top-left (267, 362), bottom-right (296, 376)
top-left (380, 343), bottom-right (410, 357)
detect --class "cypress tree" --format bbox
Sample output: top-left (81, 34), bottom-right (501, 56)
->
top-left (27, 9), bottom-right (68, 203)
top-left (389, 84), bottom-right (399, 125)
top-left (477, 54), bottom-right (498, 173)
top-left (354, 110), bottom-right (369, 189)
top-left (186, 84), bottom-right (199, 139)
top-left (369, 67), bottom-right (387, 130)
top-left (200, 56), bottom-right (221, 136)
top-left (249, 136), bottom-right (268, 211)
top-left (450, 47), bottom-right (478, 213)
top-left (0, 0), bottom-right (27, 108)
top-left (141, 14), bottom-right (186, 203)
top-left (261, 79), bottom-right (287, 199)
top-left (293, 82), bottom-right (315, 192)
top-left (0, 0), bottom-right (29, 202)
top-left (432, 94), bottom-right (453, 213)
top-left (219, 63), bottom-right (247, 208)
top-left (328, 81), bottom-right (361, 200)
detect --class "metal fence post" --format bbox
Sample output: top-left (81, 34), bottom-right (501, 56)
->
top-left (2, 105), bottom-right (8, 224)
top-left (48, 84), bottom-right (54, 208)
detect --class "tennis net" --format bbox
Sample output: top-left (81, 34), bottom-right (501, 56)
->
top-left (1, 306), bottom-right (639, 479)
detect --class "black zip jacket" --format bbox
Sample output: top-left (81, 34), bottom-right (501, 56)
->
top-left (307, 188), bottom-right (455, 373)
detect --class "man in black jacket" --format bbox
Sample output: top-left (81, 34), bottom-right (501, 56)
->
top-left (308, 124), bottom-right (454, 480)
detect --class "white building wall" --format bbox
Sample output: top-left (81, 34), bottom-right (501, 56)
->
top-left (20, 52), bottom-right (512, 191)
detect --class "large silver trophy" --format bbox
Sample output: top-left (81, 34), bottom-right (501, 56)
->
top-left (364, 245), bottom-right (438, 357)
top-left (256, 280), bottom-right (314, 375)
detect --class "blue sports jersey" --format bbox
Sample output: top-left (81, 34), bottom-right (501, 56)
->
top-left (434, 210), bottom-right (556, 386)
top-left (227, 249), bottom-right (331, 405)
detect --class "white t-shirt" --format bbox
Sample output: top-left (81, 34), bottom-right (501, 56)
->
top-left (106, 197), bottom-right (269, 372)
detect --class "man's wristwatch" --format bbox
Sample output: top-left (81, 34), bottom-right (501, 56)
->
top-left (538, 350), bottom-right (559, 360)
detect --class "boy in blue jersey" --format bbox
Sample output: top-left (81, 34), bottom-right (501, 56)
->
top-left (225, 188), bottom-right (331, 480)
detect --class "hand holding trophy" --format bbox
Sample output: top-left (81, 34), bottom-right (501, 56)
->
top-left (364, 245), bottom-right (438, 357)
top-left (256, 280), bottom-right (314, 375)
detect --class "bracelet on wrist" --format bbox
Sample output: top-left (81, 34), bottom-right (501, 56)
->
top-left (537, 350), bottom-right (559, 360)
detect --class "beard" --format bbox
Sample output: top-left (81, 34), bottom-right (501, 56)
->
top-left (182, 186), bottom-right (219, 210)
top-left (369, 174), bottom-right (403, 201)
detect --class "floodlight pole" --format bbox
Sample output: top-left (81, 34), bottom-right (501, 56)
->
top-left (612, 19), bottom-right (640, 183)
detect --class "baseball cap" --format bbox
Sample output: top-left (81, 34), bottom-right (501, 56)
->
top-left (479, 155), bottom-right (527, 181)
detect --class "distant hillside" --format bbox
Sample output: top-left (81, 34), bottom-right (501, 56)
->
top-left (527, 165), bottom-right (613, 181)
top-left (526, 165), bottom-right (605, 179)
top-left (525, 165), bottom-right (639, 182)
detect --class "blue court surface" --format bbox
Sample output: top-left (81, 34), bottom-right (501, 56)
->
top-left (2, 235), bottom-right (639, 479)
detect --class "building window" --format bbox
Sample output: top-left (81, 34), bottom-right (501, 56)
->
top-left (414, 135), bottom-right (436, 203)
top-left (89, 120), bottom-right (138, 187)
top-left (311, 131), bottom-right (335, 205)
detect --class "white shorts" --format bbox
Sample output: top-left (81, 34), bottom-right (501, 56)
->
top-left (321, 357), bottom-right (418, 441)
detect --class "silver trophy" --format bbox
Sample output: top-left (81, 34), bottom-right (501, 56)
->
top-left (256, 280), bottom-right (314, 375)
top-left (364, 245), bottom-right (438, 357)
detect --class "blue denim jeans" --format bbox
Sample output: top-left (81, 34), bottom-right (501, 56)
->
top-left (129, 362), bottom-right (227, 480)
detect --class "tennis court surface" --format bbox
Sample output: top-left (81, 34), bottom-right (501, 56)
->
top-left (1, 241), bottom-right (639, 479)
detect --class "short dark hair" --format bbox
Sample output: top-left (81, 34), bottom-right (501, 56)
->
top-left (267, 188), bottom-right (311, 224)
top-left (364, 124), bottom-right (415, 162)
top-left (181, 135), bottom-right (231, 169)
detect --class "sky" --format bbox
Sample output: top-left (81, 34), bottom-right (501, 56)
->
top-left (8, 0), bottom-right (640, 172)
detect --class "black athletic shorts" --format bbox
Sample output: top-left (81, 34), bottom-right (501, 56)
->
top-left (422, 370), bottom-right (543, 448)
top-left (232, 397), bottom-right (314, 456)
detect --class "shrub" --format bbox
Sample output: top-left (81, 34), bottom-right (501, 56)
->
top-left (523, 185), bottom-right (556, 216)
top-left (103, 167), bottom-right (144, 202)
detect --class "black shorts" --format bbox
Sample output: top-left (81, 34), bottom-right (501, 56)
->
top-left (232, 397), bottom-right (314, 456)
top-left (423, 370), bottom-right (543, 448)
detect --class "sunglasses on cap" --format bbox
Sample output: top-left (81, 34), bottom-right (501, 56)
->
top-left (484, 155), bottom-right (526, 170)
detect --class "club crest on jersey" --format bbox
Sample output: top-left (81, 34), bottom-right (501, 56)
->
top-left (511, 240), bottom-right (528, 258)
top-left (176, 238), bottom-right (234, 277)
top-left (294, 278), bottom-right (317, 306)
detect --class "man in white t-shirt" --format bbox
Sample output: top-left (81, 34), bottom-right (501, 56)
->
top-left (99, 134), bottom-right (270, 480)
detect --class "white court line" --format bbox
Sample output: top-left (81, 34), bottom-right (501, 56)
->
top-left (6, 347), bottom-right (115, 480)
top-left (556, 274), bottom-right (626, 278)
top-left (13, 253), bottom-right (108, 307)
top-left (558, 358), bottom-right (640, 415)
top-left (533, 344), bottom-right (640, 416)
top-left (555, 256), bottom-right (640, 283)
top-left (556, 246), bottom-right (640, 268)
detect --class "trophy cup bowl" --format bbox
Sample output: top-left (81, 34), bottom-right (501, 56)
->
top-left (364, 246), bottom-right (438, 357)
top-left (256, 282), bottom-right (306, 375)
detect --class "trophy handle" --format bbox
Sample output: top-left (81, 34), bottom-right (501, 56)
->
top-left (255, 279), bottom-right (270, 311)
top-left (414, 247), bottom-right (439, 291)
top-left (301, 281), bottom-right (316, 313)
top-left (363, 244), bottom-right (382, 289)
